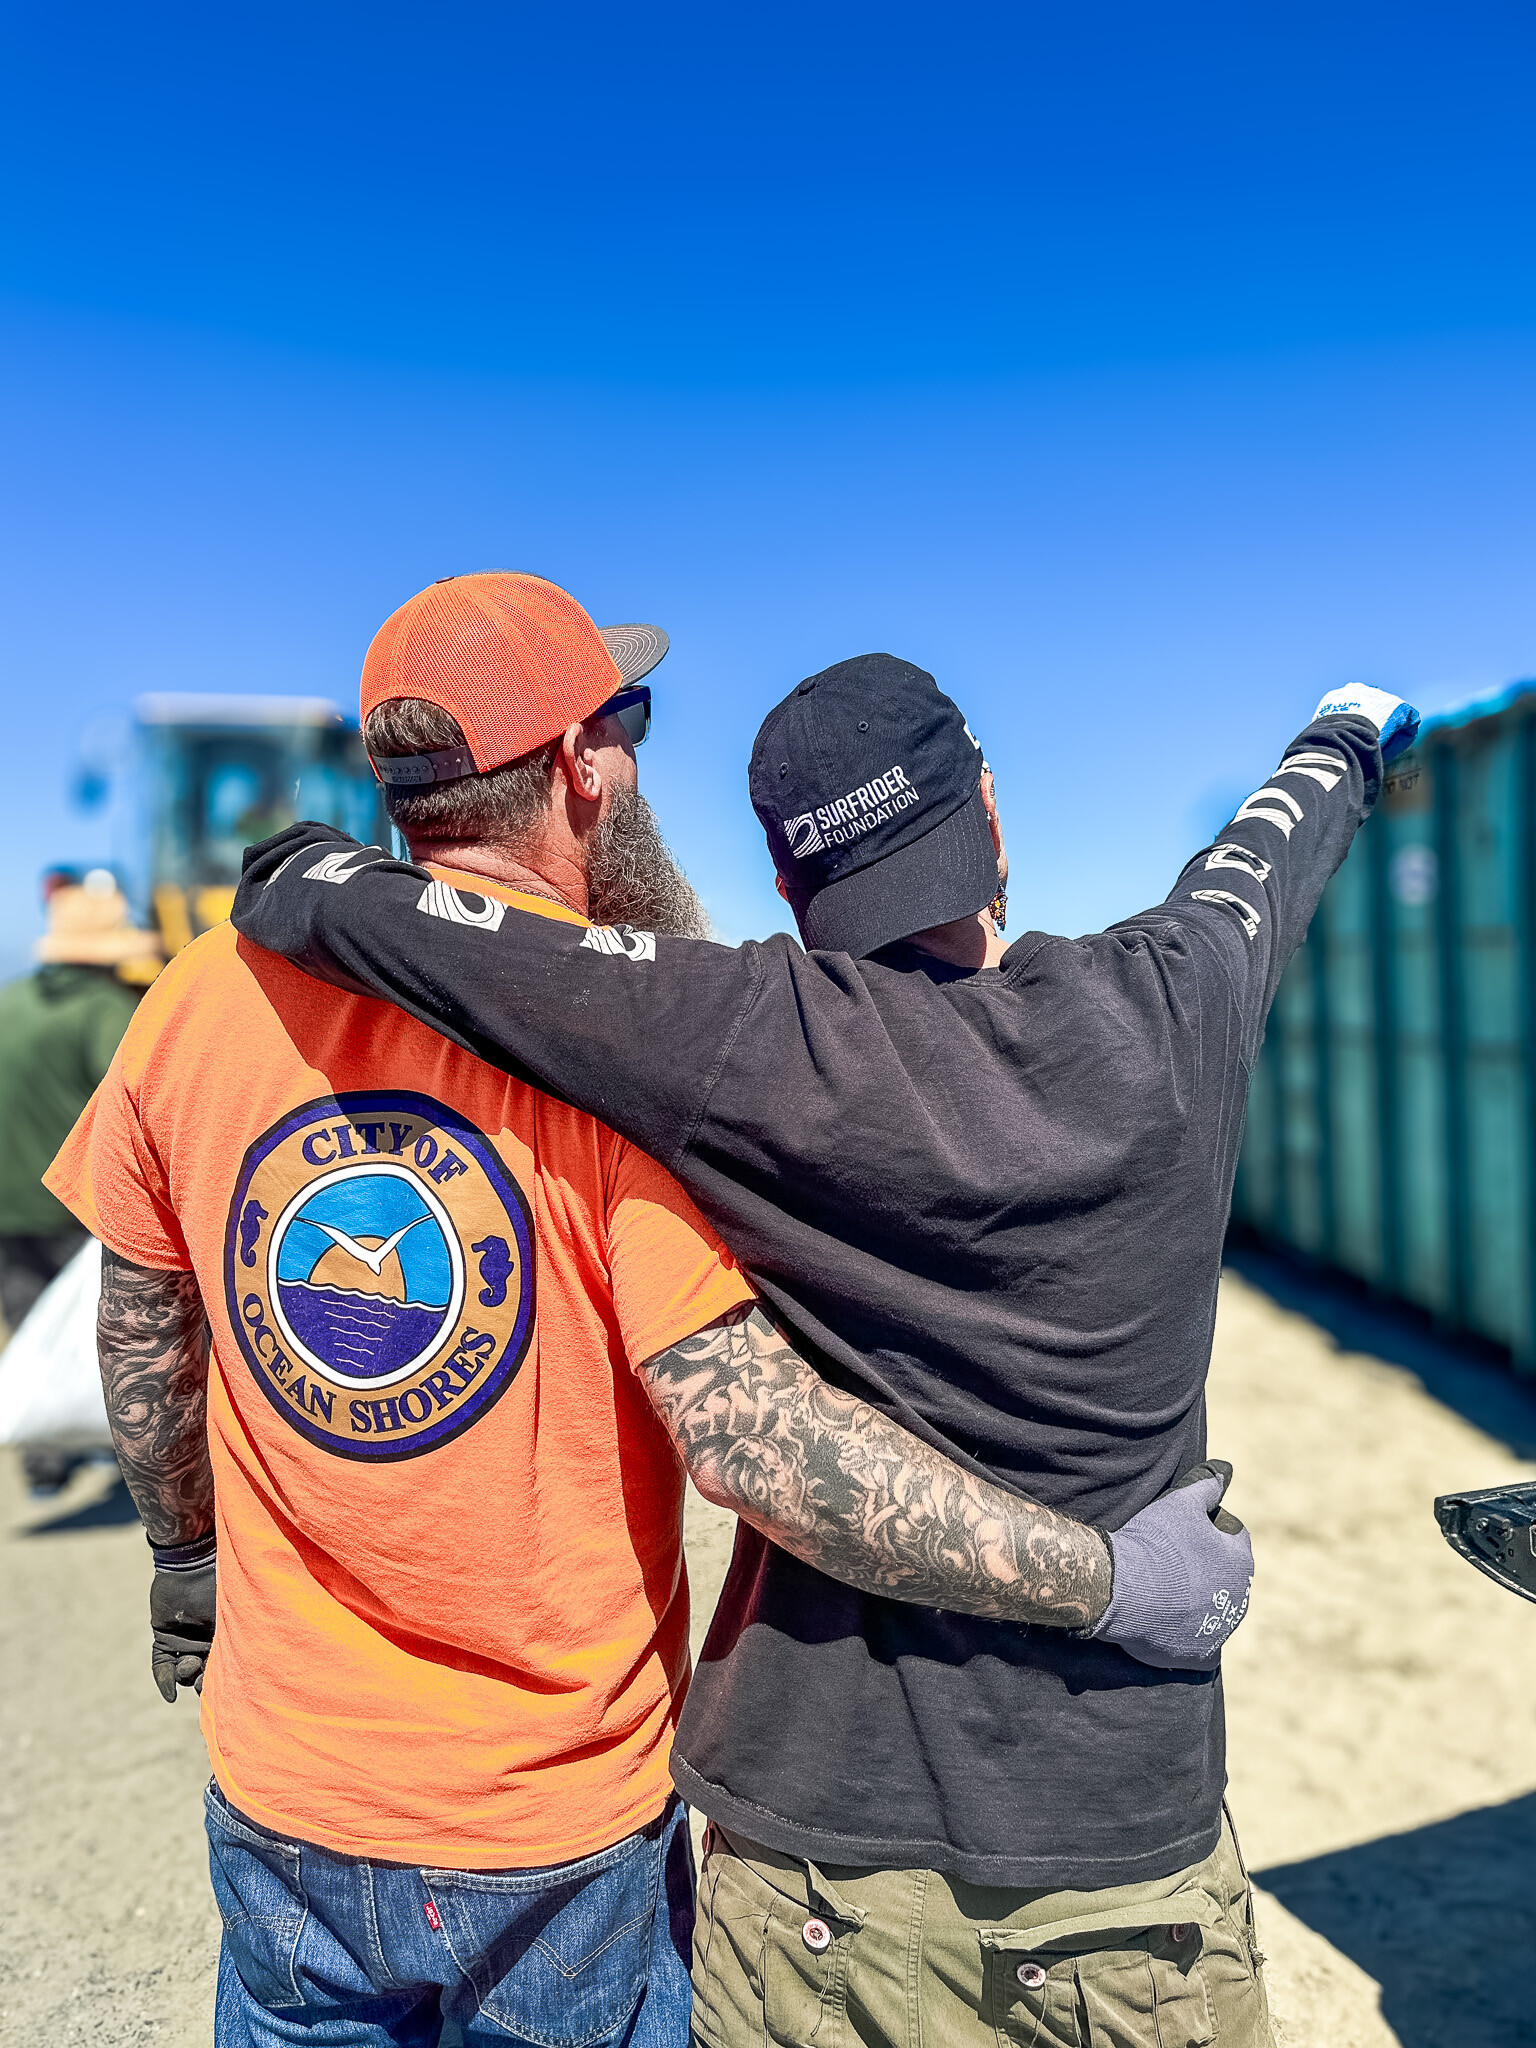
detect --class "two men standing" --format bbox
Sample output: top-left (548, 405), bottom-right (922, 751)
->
top-left (230, 575), bottom-right (1416, 2046)
top-left (49, 574), bottom-right (1254, 2047)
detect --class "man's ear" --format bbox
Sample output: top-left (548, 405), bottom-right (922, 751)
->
top-left (559, 722), bottom-right (604, 804)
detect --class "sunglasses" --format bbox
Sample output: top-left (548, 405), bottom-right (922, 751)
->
top-left (594, 685), bottom-right (651, 749)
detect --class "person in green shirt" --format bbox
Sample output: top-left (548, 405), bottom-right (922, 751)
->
top-left (0, 869), bottom-right (159, 1339)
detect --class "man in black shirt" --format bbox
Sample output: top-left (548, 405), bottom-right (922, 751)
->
top-left (233, 645), bottom-right (1417, 2048)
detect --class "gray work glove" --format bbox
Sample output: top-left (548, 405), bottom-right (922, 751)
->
top-left (1083, 1461), bottom-right (1252, 1671)
top-left (149, 1530), bottom-right (217, 1702)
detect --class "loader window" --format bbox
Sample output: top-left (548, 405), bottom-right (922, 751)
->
top-left (145, 720), bottom-right (387, 893)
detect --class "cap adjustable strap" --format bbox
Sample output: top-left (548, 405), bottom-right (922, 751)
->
top-left (370, 743), bottom-right (478, 787)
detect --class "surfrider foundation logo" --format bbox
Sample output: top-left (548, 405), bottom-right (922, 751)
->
top-left (783, 765), bottom-right (920, 859)
top-left (783, 813), bottom-right (825, 858)
top-left (223, 1092), bottom-right (535, 1461)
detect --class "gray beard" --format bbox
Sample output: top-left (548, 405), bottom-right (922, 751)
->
top-left (584, 787), bottom-right (712, 940)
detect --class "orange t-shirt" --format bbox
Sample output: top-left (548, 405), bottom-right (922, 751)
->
top-left (46, 872), bottom-right (753, 1869)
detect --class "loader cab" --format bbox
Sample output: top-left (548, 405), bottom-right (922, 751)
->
top-left (135, 695), bottom-right (390, 962)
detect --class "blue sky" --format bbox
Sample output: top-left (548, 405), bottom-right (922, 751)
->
top-left (3, 2), bottom-right (1536, 972)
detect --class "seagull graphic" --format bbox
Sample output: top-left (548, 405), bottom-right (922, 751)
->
top-left (307, 1215), bottom-right (432, 1278)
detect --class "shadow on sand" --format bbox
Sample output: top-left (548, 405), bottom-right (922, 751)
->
top-left (1231, 1245), bottom-right (1536, 2044)
top-left (1258, 1792), bottom-right (1536, 2048)
top-left (21, 1471), bottom-right (142, 1535)
top-left (1226, 1241), bottom-right (1536, 1460)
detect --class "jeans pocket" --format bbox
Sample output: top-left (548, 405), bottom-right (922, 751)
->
top-left (204, 1787), bottom-right (308, 2011)
top-left (431, 1826), bottom-right (662, 2047)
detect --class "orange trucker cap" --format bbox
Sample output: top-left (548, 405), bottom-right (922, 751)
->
top-left (360, 572), bottom-right (668, 783)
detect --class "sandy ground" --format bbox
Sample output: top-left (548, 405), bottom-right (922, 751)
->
top-left (5, 1261), bottom-right (1536, 2047)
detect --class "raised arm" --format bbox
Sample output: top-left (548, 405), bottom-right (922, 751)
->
top-left (97, 1249), bottom-right (218, 1700)
top-left (1122, 689), bottom-right (1419, 1062)
top-left (642, 1303), bottom-right (1251, 1666)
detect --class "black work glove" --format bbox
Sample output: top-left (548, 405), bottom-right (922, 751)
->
top-left (149, 1530), bottom-right (217, 1702)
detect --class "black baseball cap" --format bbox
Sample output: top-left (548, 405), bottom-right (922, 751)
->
top-left (748, 653), bottom-right (999, 959)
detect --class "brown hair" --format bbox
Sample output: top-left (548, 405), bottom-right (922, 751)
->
top-left (364, 699), bottom-right (560, 849)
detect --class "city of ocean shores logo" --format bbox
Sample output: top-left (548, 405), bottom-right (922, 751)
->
top-left (223, 1092), bottom-right (534, 1461)
top-left (783, 764), bottom-right (920, 860)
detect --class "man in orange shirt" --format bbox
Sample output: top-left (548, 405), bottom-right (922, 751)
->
top-left (48, 576), bottom-right (1202, 2048)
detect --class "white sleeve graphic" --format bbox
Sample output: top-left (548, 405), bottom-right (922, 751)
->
top-left (580, 925), bottom-right (657, 963)
top-left (1230, 785), bottom-right (1305, 840)
top-left (304, 848), bottom-right (389, 885)
top-left (1204, 843), bottom-right (1273, 883)
top-left (1190, 889), bottom-right (1262, 941)
top-left (416, 880), bottom-right (507, 931)
top-left (1274, 749), bottom-right (1346, 792)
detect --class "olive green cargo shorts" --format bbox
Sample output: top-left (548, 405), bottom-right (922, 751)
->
top-left (690, 1807), bottom-right (1272, 2048)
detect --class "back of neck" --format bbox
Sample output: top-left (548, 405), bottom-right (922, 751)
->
top-left (902, 910), bottom-right (1006, 971)
top-left (406, 836), bottom-right (587, 917)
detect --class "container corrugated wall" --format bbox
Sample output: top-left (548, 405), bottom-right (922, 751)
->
top-left (1230, 685), bottom-right (1536, 1368)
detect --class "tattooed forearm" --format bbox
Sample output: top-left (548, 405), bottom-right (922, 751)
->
top-left (641, 1306), bottom-right (1112, 1629)
top-left (97, 1249), bottom-right (214, 1548)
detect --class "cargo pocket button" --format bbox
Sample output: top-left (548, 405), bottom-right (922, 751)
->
top-left (802, 1918), bottom-right (832, 1953)
top-left (1015, 1962), bottom-right (1047, 1989)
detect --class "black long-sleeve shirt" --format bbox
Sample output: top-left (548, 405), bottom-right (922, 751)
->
top-left (231, 713), bottom-right (1383, 1885)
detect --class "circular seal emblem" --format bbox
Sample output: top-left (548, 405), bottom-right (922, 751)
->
top-left (223, 1092), bottom-right (535, 1461)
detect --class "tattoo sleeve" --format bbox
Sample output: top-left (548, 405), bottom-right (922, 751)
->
top-left (97, 1248), bottom-right (214, 1548)
top-left (640, 1305), bottom-right (1112, 1629)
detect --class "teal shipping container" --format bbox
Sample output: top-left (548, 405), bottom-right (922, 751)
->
top-left (1230, 683), bottom-right (1536, 1368)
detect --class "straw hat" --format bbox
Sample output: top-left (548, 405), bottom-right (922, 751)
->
top-left (35, 870), bottom-right (163, 967)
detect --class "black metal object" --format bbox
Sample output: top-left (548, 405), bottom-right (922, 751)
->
top-left (1434, 1480), bottom-right (1536, 1602)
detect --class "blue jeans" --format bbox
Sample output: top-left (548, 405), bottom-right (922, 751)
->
top-left (205, 1781), bottom-right (696, 2047)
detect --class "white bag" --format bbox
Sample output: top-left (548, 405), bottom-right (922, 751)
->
top-left (0, 1237), bottom-right (112, 1449)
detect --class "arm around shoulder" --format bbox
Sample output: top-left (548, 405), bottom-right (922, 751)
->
top-left (637, 1302), bottom-right (1113, 1630)
top-left (639, 1306), bottom-right (1258, 1668)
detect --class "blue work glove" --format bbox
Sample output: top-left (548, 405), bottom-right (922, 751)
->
top-left (1313, 684), bottom-right (1421, 763)
top-left (1083, 1461), bottom-right (1253, 1671)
